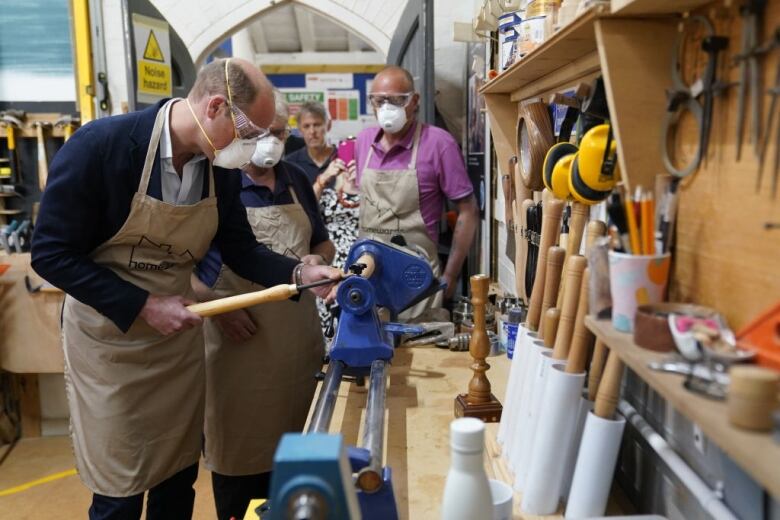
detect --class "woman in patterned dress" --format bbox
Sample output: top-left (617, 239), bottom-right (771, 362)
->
top-left (315, 161), bottom-right (360, 334)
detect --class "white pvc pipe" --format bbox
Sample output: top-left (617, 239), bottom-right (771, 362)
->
top-left (513, 349), bottom-right (563, 487)
top-left (521, 365), bottom-right (586, 514)
top-left (504, 335), bottom-right (543, 469)
top-left (561, 395), bottom-right (592, 500)
top-left (565, 411), bottom-right (625, 519)
top-left (497, 326), bottom-right (532, 445)
top-left (617, 401), bottom-right (739, 520)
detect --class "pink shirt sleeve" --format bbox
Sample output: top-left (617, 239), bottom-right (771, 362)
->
top-left (435, 131), bottom-right (474, 202)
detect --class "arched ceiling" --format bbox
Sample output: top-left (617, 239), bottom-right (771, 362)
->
top-left (149, 0), bottom-right (408, 65)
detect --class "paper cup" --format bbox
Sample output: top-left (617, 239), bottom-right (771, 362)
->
top-left (608, 251), bottom-right (670, 332)
top-left (489, 479), bottom-right (514, 520)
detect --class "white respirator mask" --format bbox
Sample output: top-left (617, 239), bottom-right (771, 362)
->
top-left (251, 135), bottom-right (285, 167)
top-left (377, 102), bottom-right (408, 134)
top-left (212, 138), bottom-right (257, 169)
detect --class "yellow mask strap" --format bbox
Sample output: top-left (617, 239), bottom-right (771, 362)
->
top-left (224, 58), bottom-right (239, 139)
top-left (185, 98), bottom-right (217, 154)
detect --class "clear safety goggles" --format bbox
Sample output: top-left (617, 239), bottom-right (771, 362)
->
top-left (224, 59), bottom-right (269, 140)
top-left (267, 126), bottom-right (290, 140)
top-left (368, 92), bottom-right (414, 109)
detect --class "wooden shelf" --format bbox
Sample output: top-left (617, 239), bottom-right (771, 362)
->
top-left (586, 317), bottom-right (780, 499)
top-left (611, 0), bottom-right (715, 15)
top-left (480, 5), bottom-right (608, 95)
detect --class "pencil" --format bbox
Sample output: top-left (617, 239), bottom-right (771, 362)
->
top-left (647, 192), bottom-right (655, 255)
top-left (640, 191), bottom-right (650, 255)
top-left (624, 191), bottom-right (641, 255)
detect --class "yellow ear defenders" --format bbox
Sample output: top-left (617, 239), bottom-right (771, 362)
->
top-left (542, 142), bottom-right (578, 200)
top-left (568, 124), bottom-right (620, 205)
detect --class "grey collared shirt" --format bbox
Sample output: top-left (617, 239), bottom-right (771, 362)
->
top-left (160, 100), bottom-right (207, 205)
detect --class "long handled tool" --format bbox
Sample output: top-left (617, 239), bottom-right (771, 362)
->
top-left (187, 253), bottom-right (378, 317)
top-left (32, 121), bottom-right (51, 191)
top-left (187, 277), bottom-right (339, 317)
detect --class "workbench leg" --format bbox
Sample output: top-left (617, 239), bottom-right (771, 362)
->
top-left (18, 374), bottom-right (41, 437)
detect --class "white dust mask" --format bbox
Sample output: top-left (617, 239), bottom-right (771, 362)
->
top-left (186, 98), bottom-right (256, 170)
top-left (212, 137), bottom-right (256, 170)
top-left (377, 102), bottom-right (407, 134)
top-left (251, 135), bottom-right (284, 167)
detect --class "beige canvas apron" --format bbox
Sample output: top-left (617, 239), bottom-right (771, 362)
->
top-left (61, 99), bottom-right (218, 497)
top-left (203, 184), bottom-right (323, 475)
top-left (358, 123), bottom-right (443, 320)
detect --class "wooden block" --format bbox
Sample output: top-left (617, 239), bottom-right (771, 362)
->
top-left (454, 393), bottom-right (503, 423)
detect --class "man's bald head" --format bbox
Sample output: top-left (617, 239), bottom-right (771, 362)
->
top-left (371, 66), bottom-right (416, 94)
top-left (189, 57), bottom-right (274, 134)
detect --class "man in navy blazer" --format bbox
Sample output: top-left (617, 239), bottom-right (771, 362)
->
top-left (32, 58), bottom-right (339, 520)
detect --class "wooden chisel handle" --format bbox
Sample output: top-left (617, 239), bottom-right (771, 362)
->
top-left (35, 124), bottom-right (49, 191)
top-left (552, 255), bottom-right (586, 360)
top-left (543, 307), bottom-right (560, 349)
top-left (588, 339), bottom-right (608, 401)
top-left (566, 268), bottom-right (592, 374)
top-left (538, 246), bottom-right (565, 340)
top-left (527, 194), bottom-right (564, 331)
top-left (566, 202), bottom-right (590, 258)
top-left (556, 201), bottom-right (589, 309)
top-left (595, 352), bottom-right (625, 419)
top-left (585, 220), bottom-right (607, 253)
top-left (187, 284), bottom-right (298, 317)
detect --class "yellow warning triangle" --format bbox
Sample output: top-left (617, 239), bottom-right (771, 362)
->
top-left (143, 30), bottom-right (165, 62)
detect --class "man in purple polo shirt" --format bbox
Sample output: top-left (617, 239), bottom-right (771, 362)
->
top-left (356, 66), bottom-right (478, 316)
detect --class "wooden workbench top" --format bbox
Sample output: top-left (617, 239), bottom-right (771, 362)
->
top-left (318, 344), bottom-right (628, 520)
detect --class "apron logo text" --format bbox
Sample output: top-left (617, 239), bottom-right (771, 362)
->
top-left (128, 236), bottom-right (194, 271)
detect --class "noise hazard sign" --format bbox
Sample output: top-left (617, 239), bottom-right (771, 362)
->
top-left (132, 14), bottom-right (172, 103)
top-left (143, 31), bottom-right (165, 62)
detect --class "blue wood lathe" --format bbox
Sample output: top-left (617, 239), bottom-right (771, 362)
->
top-left (267, 238), bottom-right (443, 520)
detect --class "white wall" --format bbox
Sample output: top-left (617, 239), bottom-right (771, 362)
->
top-left (432, 0), bottom-right (481, 140)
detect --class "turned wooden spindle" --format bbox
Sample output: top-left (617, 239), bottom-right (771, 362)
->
top-left (552, 255), bottom-right (586, 360)
top-left (527, 194), bottom-right (565, 331)
top-left (538, 246), bottom-right (565, 340)
top-left (566, 268), bottom-right (593, 374)
top-left (588, 339), bottom-right (608, 401)
top-left (556, 202), bottom-right (590, 309)
top-left (595, 353), bottom-right (625, 419)
top-left (467, 274), bottom-right (492, 404)
top-left (455, 275), bottom-right (503, 422)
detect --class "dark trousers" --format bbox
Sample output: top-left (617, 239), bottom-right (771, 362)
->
top-left (211, 471), bottom-right (272, 520)
top-left (88, 463), bottom-right (198, 520)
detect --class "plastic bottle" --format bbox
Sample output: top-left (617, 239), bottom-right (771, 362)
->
top-left (441, 418), bottom-right (493, 519)
top-left (505, 307), bottom-right (524, 359)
